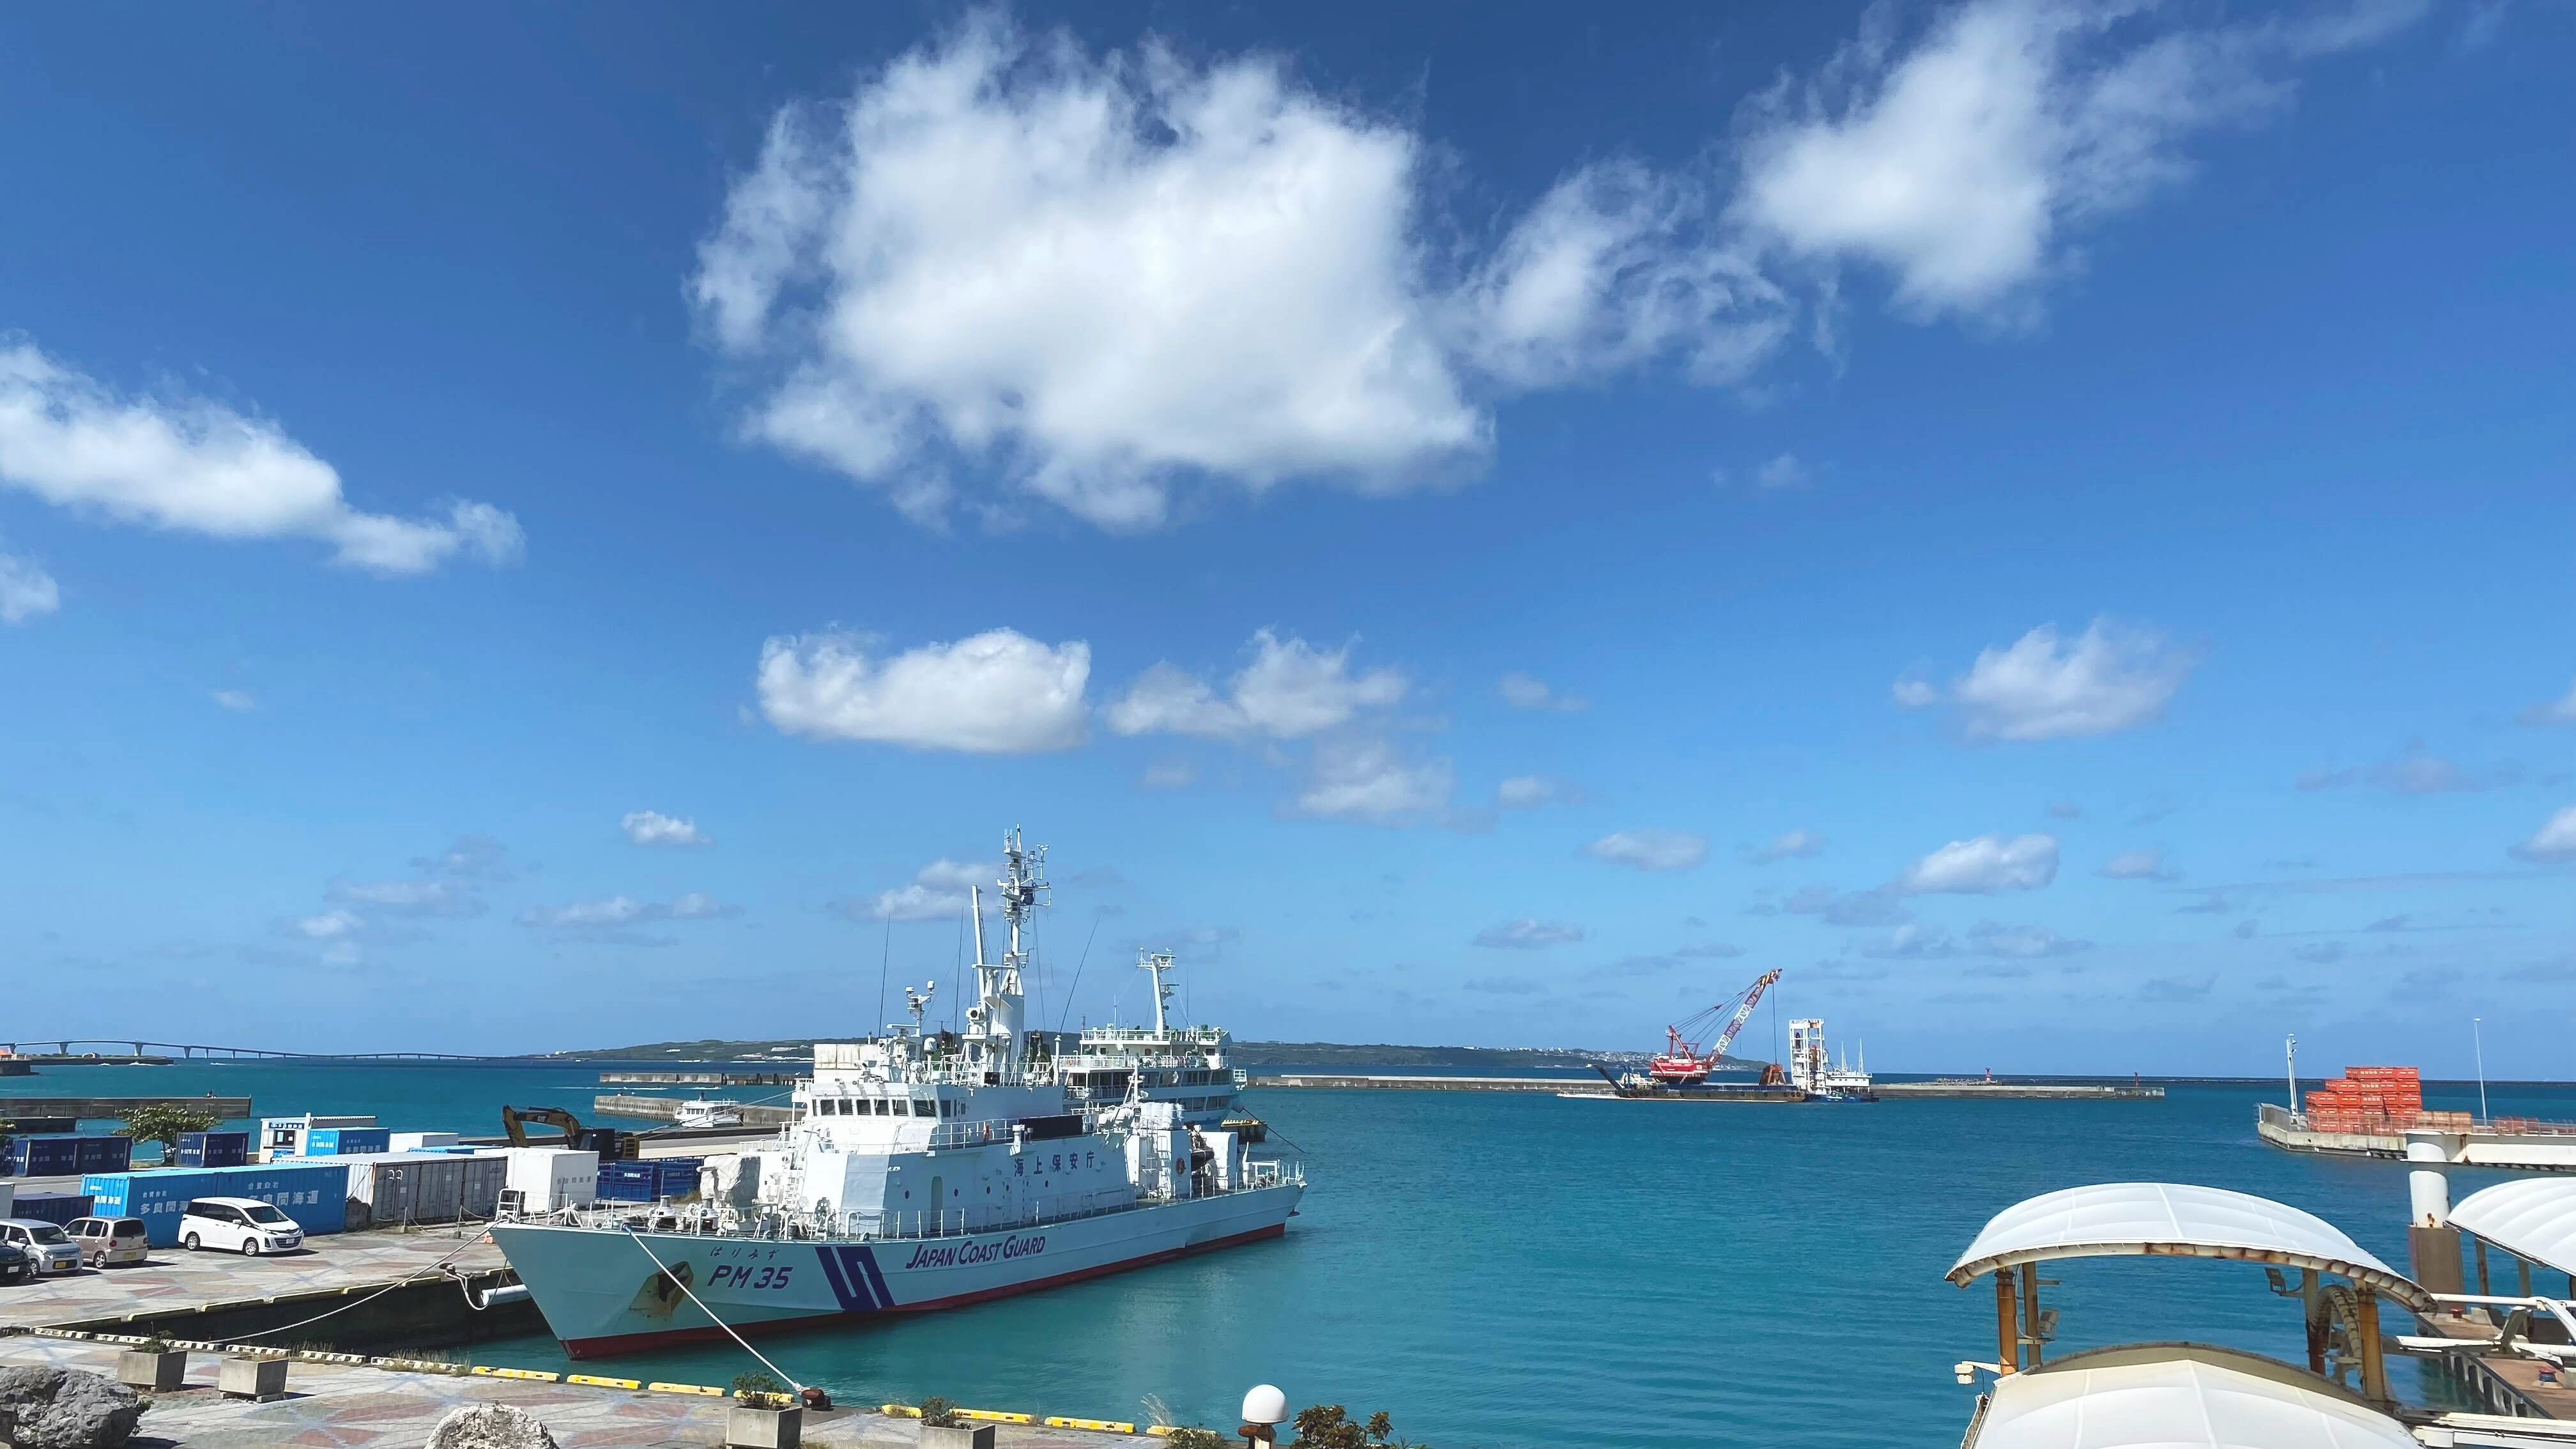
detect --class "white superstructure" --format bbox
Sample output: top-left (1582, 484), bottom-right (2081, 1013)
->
top-left (490, 829), bottom-right (1303, 1358)
top-left (1052, 953), bottom-right (1248, 1128)
top-left (1787, 1018), bottom-right (1874, 1099)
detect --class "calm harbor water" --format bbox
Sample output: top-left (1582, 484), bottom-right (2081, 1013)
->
top-left (10, 1061), bottom-right (2570, 1446)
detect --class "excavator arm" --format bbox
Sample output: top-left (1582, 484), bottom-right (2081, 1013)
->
top-left (500, 1104), bottom-right (585, 1149)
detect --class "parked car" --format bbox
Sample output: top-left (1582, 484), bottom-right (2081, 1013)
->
top-left (65, 1215), bottom-right (150, 1267)
top-left (0, 1219), bottom-right (84, 1275)
top-left (178, 1197), bottom-right (304, 1255)
top-left (0, 1239), bottom-right (27, 1285)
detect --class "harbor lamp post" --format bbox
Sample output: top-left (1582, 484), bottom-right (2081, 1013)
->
top-left (2474, 1016), bottom-right (2489, 1125)
top-left (2285, 1034), bottom-right (2299, 1117)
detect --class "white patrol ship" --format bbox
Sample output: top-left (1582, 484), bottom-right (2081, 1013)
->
top-left (489, 831), bottom-right (1304, 1359)
top-left (1052, 951), bottom-right (1248, 1129)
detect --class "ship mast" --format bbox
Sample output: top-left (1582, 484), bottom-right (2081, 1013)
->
top-left (967, 827), bottom-right (1045, 1082)
top-left (1140, 951), bottom-right (1177, 1035)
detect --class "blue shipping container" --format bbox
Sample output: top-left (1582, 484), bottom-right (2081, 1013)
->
top-left (10, 1192), bottom-right (95, 1224)
top-left (597, 1161), bottom-right (659, 1202)
top-left (656, 1158), bottom-right (703, 1197)
top-left (302, 1128), bottom-right (390, 1157)
top-left (5, 1135), bottom-right (83, 1176)
top-left (176, 1131), bottom-right (252, 1169)
top-left (80, 1163), bottom-right (352, 1246)
top-left (75, 1137), bottom-right (132, 1174)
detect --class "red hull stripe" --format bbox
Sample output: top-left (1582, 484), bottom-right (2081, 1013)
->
top-left (560, 1223), bottom-right (1287, 1360)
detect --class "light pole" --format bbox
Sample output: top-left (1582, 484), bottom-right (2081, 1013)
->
top-left (2474, 1017), bottom-right (2489, 1126)
top-left (2285, 1033), bottom-right (2299, 1116)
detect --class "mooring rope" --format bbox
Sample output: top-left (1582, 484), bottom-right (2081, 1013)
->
top-left (620, 1225), bottom-right (806, 1393)
top-left (224, 1230), bottom-right (494, 1342)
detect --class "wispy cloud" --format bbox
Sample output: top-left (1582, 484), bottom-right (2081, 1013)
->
top-left (1749, 829), bottom-right (1826, 862)
top-left (2099, 848), bottom-right (2181, 883)
top-left (1471, 918), bottom-right (1585, 950)
top-left (2298, 744), bottom-right (2516, 794)
top-left (0, 548), bottom-right (58, 622)
top-left (1894, 834), bottom-right (2059, 894)
top-left (1498, 671), bottom-right (1588, 712)
top-left (1583, 829), bottom-right (1709, 871)
top-left (622, 810), bottom-right (712, 847)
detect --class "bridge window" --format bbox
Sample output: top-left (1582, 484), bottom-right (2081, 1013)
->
top-left (912, 1100), bottom-right (934, 1118)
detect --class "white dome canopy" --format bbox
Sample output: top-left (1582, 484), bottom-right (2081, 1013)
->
top-left (1966, 1344), bottom-right (2418, 1449)
top-left (2450, 1176), bottom-right (2576, 1276)
top-left (1946, 1182), bottom-right (2433, 1312)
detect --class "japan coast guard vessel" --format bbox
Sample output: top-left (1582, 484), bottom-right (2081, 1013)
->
top-left (489, 831), bottom-right (1305, 1359)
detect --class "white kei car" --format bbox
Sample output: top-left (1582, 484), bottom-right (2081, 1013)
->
top-left (178, 1197), bottom-right (305, 1255)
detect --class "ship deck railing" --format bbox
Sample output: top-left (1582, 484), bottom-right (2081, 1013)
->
top-left (551, 1160), bottom-right (1301, 1244)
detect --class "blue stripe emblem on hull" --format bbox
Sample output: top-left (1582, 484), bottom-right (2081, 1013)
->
top-left (813, 1245), bottom-right (891, 1313)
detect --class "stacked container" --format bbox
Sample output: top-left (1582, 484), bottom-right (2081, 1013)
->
top-left (2303, 1065), bottom-right (2424, 1132)
top-left (596, 1159), bottom-right (661, 1202)
top-left (3, 1134), bottom-right (131, 1176)
top-left (8, 1192), bottom-right (95, 1224)
top-left (388, 1131), bottom-right (459, 1153)
top-left (176, 1131), bottom-right (252, 1169)
top-left (498, 1147), bottom-right (596, 1213)
top-left (300, 1126), bottom-right (392, 1157)
top-left (79, 1162), bottom-right (352, 1246)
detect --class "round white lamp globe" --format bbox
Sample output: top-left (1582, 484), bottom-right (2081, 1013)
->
top-left (1241, 1385), bottom-right (1289, 1426)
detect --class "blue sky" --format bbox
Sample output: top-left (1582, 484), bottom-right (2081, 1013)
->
top-left (2, 1), bottom-right (2570, 1072)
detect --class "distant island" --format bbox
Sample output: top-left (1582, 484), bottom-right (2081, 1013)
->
top-left (543, 1037), bottom-right (1646, 1068)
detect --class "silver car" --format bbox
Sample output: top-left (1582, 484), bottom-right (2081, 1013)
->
top-left (0, 1219), bottom-right (83, 1275)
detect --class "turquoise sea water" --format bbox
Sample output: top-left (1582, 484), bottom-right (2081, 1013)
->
top-left (11, 1062), bottom-right (2572, 1446)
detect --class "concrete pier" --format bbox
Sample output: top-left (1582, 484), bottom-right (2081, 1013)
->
top-left (1253, 1073), bottom-right (1608, 1092)
top-left (2257, 1104), bottom-right (2576, 1170)
top-left (0, 1333), bottom-right (1144, 1448)
top-left (1874, 1081), bottom-right (2164, 1100)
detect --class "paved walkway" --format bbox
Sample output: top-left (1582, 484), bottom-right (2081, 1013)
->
top-left (0, 1230), bottom-right (507, 1331)
top-left (1, 1337), bottom-right (1137, 1449)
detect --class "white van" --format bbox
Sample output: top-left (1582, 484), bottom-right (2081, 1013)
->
top-left (178, 1197), bottom-right (305, 1255)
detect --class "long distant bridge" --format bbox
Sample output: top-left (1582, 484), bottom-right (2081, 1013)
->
top-left (0, 1039), bottom-right (538, 1062)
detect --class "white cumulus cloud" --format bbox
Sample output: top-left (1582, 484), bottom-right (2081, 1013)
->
top-left (623, 811), bottom-right (712, 847)
top-left (1898, 619), bottom-right (2194, 740)
top-left (0, 549), bottom-right (58, 622)
top-left (0, 341), bottom-right (523, 574)
top-left (689, 13), bottom-right (1807, 533)
top-left (518, 893), bottom-right (740, 932)
top-left (758, 627), bottom-right (1089, 754)
top-left (1497, 775), bottom-right (1576, 809)
top-left (1734, 0), bottom-right (2427, 320)
top-left (1107, 630), bottom-right (1404, 740)
top-left (2511, 805), bottom-right (2576, 864)
top-left (211, 689), bottom-right (257, 711)
top-left (1583, 829), bottom-right (1710, 872)
top-left (692, 14), bottom-right (1487, 530)
top-left (1895, 833), bottom-right (2060, 894)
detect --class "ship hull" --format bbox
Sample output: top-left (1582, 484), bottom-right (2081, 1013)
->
top-left (490, 1183), bottom-right (1302, 1358)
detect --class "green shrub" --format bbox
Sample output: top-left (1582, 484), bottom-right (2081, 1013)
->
top-left (1165, 1429), bottom-right (1227, 1449)
top-left (918, 1396), bottom-right (963, 1427)
top-left (1291, 1405), bottom-right (1412, 1449)
top-left (732, 1370), bottom-right (784, 1402)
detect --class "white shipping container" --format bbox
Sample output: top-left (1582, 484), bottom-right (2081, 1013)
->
top-left (388, 1131), bottom-right (459, 1152)
top-left (500, 1147), bottom-right (597, 1213)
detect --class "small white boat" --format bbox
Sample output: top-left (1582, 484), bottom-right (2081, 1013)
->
top-left (674, 1097), bottom-right (745, 1128)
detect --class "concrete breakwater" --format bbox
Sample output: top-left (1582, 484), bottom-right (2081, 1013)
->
top-left (1874, 1080), bottom-right (2164, 1100)
top-left (592, 1092), bottom-right (798, 1126)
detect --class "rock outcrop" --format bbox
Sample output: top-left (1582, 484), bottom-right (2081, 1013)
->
top-left (0, 1365), bottom-right (148, 1449)
top-left (425, 1401), bottom-right (562, 1449)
